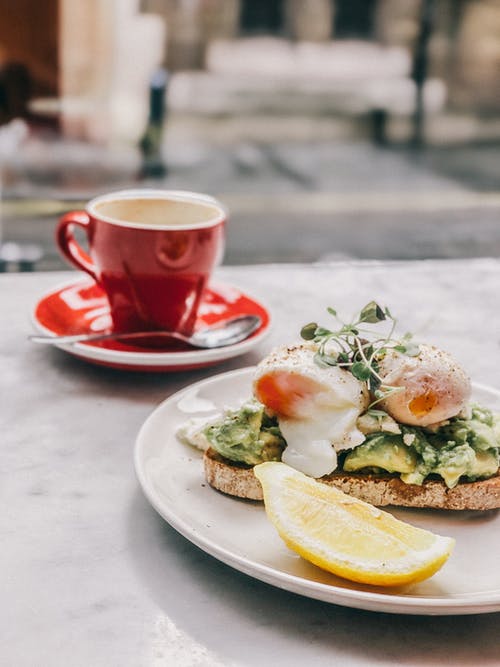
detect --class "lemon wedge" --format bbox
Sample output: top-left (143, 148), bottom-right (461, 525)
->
top-left (254, 462), bottom-right (455, 586)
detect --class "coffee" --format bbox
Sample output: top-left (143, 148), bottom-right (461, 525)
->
top-left (93, 197), bottom-right (221, 228)
top-left (57, 190), bottom-right (226, 334)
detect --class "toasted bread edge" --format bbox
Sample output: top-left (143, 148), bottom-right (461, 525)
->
top-left (203, 448), bottom-right (500, 510)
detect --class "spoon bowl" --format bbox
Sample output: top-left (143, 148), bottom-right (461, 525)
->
top-left (29, 315), bottom-right (262, 349)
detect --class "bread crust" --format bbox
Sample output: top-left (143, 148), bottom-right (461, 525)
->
top-left (204, 449), bottom-right (264, 501)
top-left (203, 448), bottom-right (500, 510)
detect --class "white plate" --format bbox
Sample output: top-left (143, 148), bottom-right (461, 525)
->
top-left (134, 367), bottom-right (500, 615)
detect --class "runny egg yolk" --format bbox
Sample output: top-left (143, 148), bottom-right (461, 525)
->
top-left (377, 344), bottom-right (471, 426)
top-left (254, 372), bottom-right (324, 419)
top-left (253, 344), bottom-right (369, 478)
top-left (408, 390), bottom-right (437, 418)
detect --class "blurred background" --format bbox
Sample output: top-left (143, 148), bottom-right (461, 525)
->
top-left (0, 0), bottom-right (500, 271)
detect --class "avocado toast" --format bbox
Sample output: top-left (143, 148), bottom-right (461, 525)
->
top-left (181, 302), bottom-right (500, 510)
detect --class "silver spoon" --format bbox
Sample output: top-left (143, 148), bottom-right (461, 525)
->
top-left (29, 315), bottom-right (262, 349)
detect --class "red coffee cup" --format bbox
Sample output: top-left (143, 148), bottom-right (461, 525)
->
top-left (56, 189), bottom-right (226, 335)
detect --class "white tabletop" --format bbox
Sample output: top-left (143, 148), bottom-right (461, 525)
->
top-left (3, 260), bottom-right (500, 667)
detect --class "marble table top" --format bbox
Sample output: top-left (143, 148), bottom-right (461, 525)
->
top-left (3, 260), bottom-right (500, 666)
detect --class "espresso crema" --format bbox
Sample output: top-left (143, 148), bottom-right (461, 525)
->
top-left (93, 196), bottom-right (222, 228)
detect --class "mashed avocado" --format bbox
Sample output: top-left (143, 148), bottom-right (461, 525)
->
top-left (204, 400), bottom-right (286, 465)
top-left (202, 400), bottom-right (499, 488)
top-left (344, 404), bottom-right (500, 488)
top-left (343, 434), bottom-right (417, 474)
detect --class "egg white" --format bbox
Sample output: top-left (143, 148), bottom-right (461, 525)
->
top-left (377, 343), bottom-right (471, 426)
top-left (253, 344), bottom-right (369, 477)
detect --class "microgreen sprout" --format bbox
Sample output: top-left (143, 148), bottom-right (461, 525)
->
top-left (300, 301), bottom-right (420, 408)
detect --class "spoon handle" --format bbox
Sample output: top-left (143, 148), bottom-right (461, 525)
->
top-left (28, 330), bottom-right (188, 345)
top-left (29, 314), bottom-right (262, 348)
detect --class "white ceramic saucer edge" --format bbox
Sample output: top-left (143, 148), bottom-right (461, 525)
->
top-left (31, 278), bottom-right (272, 368)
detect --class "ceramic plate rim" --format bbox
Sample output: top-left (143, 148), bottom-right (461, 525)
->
top-left (134, 367), bottom-right (500, 616)
top-left (31, 278), bottom-right (272, 366)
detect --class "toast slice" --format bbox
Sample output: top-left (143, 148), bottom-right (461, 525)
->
top-left (203, 448), bottom-right (500, 510)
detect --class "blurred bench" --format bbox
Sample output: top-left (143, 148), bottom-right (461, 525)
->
top-left (168, 39), bottom-right (446, 145)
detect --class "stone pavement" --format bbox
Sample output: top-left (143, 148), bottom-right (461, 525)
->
top-left (2, 112), bottom-right (500, 271)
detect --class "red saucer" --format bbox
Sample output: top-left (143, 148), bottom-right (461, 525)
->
top-left (32, 278), bottom-right (271, 371)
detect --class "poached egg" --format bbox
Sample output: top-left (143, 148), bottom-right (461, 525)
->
top-left (253, 344), bottom-right (369, 477)
top-left (377, 343), bottom-right (471, 426)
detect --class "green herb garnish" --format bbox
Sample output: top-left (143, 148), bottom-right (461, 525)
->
top-left (300, 301), bottom-right (420, 407)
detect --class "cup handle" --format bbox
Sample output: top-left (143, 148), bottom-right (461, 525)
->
top-left (56, 211), bottom-right (99, 283)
